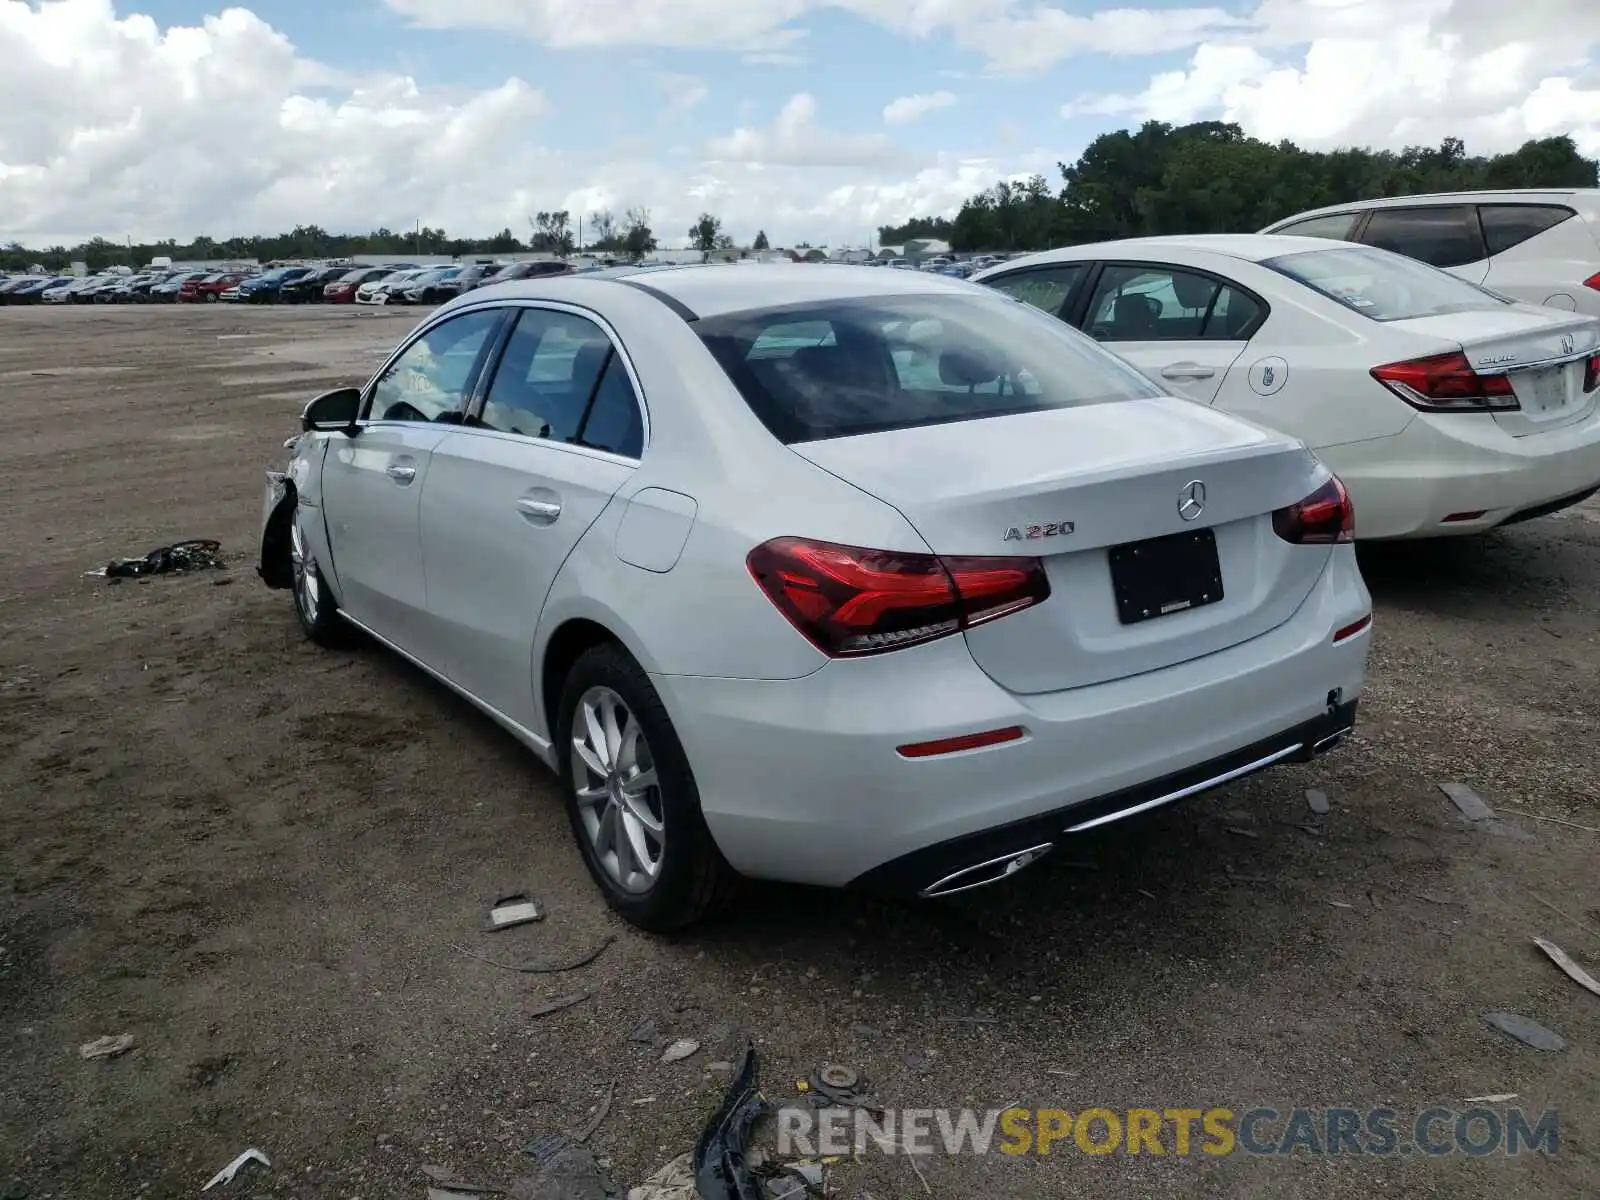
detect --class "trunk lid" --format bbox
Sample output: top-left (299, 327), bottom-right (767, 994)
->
top-left (791, 400), bottom-right (1333, 695)
top-left (1391, 308), bottom-right (1600, 435)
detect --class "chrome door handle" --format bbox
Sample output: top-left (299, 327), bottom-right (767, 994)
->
top-left (385, 463), bottom-right (416, 484)
top-left (1161, 363), bottom-right (1216, 380)
top-left (516, 496), bottom-right (562, 524)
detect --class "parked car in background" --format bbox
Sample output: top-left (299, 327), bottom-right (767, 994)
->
top-left (259, 263), bottom-right (1369, 929)
top-left (237, 266), bottom-right (313, 303)
top-left (478, 261), bottom-right (576, 287)
top-left (407, 262), bottom-right (499, 305)
top-left (1, 276), bottom-right (51, 302)
top-left (355, 269), bottom-right (427, 305)
top-left (1261, 190), bottom-right (1600, 317)
top-left (12, 277), bottom-right (71, 303)
top-left (279, 266), bottom-right (352, 303)
top-left (148, 272), bottom-right (203, 302)
top-left (180, 273), bottom-right (245, 302)
top-left (101, 273), bottom-right (166, 303)
top-left (42, 278), bottom-right (93, 304)
top-left (398, 265), bottom-right (465, 305)
top-left (973, 234), bottom-right (1600, 539)
top-left (323, 267), bottom-right (398, 303)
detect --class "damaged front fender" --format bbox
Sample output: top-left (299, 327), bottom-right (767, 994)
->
top-left (258, 469), bottom-right (295, 589)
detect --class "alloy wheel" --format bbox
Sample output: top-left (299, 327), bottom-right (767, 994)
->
top-left (570, 685), bottom-right (665, 893)
top-left (289, 514), bottom-right (320, 624)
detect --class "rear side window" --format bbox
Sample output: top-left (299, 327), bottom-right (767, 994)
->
top-left (693, 292), bottom-right (1165, 444)
top-left (1357, 206), bottom-right (1488, 269)
top-left (1273, 212), bottom-right (1359, 240)
top-left (1478, 204), bottom-right (1577, 256)
top-left (1264, 245), bottom-right (1511, 322)
top-left (1083, 265), bottom-right (1263, 341)
top-left (982, 264), bottom-right (1087, 317)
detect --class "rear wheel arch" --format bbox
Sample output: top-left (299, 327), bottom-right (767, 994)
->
top-left (541, 618), bottom-right (629, 744)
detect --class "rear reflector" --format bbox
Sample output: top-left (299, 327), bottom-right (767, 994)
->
top-left (1371, 351), bottom-right (1519, 412)
top-left (1272, 476), bottom-right (1355, 545)
top-left (1333, 614), bottom-right (1372, 643)
top-left (898, 726), bottom-right (1025, 759)
top-left (747, 537), bottom-right (1051, 658)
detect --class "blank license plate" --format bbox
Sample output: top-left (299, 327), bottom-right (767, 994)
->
top-left (1523, 366), bottom-right (1570, 412)
top-left (1108, 528), bottom-right (1224, 625)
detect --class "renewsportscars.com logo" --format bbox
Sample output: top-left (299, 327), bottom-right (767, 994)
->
top-left (778, 1106), bottom-right (1559, 1159)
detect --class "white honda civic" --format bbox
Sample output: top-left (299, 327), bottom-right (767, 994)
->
top-left (973, 236), bottom-right (1600, 539)
top-left (258, 264), bottom-right (1371, 930)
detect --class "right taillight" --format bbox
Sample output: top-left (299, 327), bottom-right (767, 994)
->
top-left (1582, 271), bottom-right (1600, 292)
top-left (746, 536), bottom-right (1051, 657)
top-left (1273, 476), bottom-right (1354, 545)
top-left (1370, 351), bottom-right (1519, 412)
top-left (1585, 352), bottom-right (1600, 393)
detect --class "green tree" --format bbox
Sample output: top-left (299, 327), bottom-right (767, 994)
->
top-left (529, 211), bottom-right (574, 256)
top-left (752, 229), bottom-right (770, 251)
top-left (689, 212), bottom-right (723, 253)
top-left (623, 207), bottom-right (657, 260)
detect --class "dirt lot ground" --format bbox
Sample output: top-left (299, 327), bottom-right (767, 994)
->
top-left (0, 304), bottom-right (1597, 1199)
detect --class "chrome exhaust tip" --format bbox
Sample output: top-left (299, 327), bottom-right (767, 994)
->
top-left (921, 842), bottom-right (1055, 898)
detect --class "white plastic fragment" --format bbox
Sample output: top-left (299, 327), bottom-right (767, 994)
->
top-left (202, 1148), bottom-right (271, 1191)
top-left (79, 1033), bottom-right (136, 1060)
top-left (661, 1039), bottom-right (700, 1064)
top-left (1440, 782), bottom-right (1493, 821)
top-left (1533, 937), bottom-right (1600, 998)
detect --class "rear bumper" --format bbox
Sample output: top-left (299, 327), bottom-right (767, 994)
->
top-left (855, 699), bottom-right (1357, 895)
top-left (653, 546), bottom-right (1370, 889)
top-left (1319, 408), bottom-right (1600, 538)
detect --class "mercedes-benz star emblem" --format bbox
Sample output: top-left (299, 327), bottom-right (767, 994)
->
top-left (1178, 479), bottom-right (1206, 522)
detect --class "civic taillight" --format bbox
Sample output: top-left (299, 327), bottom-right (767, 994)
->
top-left (1273, 477), bottom-right (1354, 545)
top-left (1585, 352), bottom-right (1600, 393)
top-left (746, 537), bottom-right (1050, 657)
top-left (1370, 351), bottom-right (1519, 412)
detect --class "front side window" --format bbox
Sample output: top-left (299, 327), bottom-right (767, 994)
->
top-left (1083, 264), bottom-right (1261, 341)
top-left (694, 292), bottom-right (1164, 444)
top-left (476, 309), bottom-right (643, 453)
top-left (1357, 206), bottom-right (1487, 269)
top-left (367, 309), bottom-right (503, 423)
top-left (983, 264), bottom-right (1087, 317)
top-left (1264, 245), bottom-right (1511, 322)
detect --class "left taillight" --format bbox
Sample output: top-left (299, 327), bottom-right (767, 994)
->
top-left (1273, 476), bottom-right (1354, 545)
top-left (1371, 351), bottom-right (1519, 412)
top-left (746, 536), bottom-right (1051, 658)
top-left (1585, 352), bottom-right (1600, 394)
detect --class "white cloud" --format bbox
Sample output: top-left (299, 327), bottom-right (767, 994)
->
top-left (703, 93), bottom-right (898, 167)
top-left (657, 72), bottom-right (709, 111)
top-left (883, 90), bottom-right (957, 125)
top-left (1058, 0), bottom-right (1600, 156)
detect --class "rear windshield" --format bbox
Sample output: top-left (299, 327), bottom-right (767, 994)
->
top-left (1262, 245), bottom-right (1512, 322)
top-left (694, 292), bottom-right (1165, 443)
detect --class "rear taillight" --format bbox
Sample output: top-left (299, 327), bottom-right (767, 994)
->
top-left (1585, 352), bottom-right (1600, 393)
top-left (1273, 476), bottom-right (1354, 545)
top-left (1583, 272), bottom-right (1600, 292)
top-left (746, 536), bottom-right (1051, 657)
top-left (1370, 351), bottom-right (1519, 412)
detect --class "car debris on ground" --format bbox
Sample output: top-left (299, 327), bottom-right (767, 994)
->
top-left (1532, 937), bottom-right (1600, 997)
top-left (78, 1033), bottom-right (136, 1060)
top-left (201, 1148), bottom-right (270, 1191)
top-left (1483, 1012), bottom-right (1566, 1052)
top-left (661, 1038), bottom-right (701, 1064)
top-left (485, 892), bottom-right (544, 932)
top-left (1306, 788), bottom-right (1331, 815)
top-left (90, 539), bottom-right (225, 579)
top-left (1440, 781), bottom-right (1494, 821)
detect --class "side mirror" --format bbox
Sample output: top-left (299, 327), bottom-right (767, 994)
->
top-left (302, 387), bottom-right (362, 434)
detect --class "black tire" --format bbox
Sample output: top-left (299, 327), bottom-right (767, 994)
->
top-left (289, 505), bottom-right (347, 647)
top-left (205, 292), bottom-right (218, 303)
top-left (555, 643), bottom-right (737, 932)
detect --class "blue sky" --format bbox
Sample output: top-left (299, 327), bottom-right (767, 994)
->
top-left (1, 0), bottom-right (1596, 246)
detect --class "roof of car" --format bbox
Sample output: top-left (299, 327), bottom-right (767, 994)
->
top-left (459, 262), bottom-right (978, 320)
top-left (1266, 189), bottom-right (1600, 227)
top-left (980, 234), bottom-right (1343, 272)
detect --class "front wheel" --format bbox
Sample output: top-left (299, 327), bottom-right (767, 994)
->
top-left (556, 644), bottom-right (736, 932)
top-left (289, 508), bottom-right (346, 646)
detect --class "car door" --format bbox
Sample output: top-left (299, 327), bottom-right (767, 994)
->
top-left (1074, 262), bottom-right (1265, 404)
top-left (419, 305), bottom-right (645, 730)
top-left (1353, 204), bottom-right (1491, 285)
top-left (317, 307), bottom-right (506, 662)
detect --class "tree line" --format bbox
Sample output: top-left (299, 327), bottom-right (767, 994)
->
top-left (878, 122), bottom-right (1599, 252)
top-left (4, 121), bottom-right (1595, 273)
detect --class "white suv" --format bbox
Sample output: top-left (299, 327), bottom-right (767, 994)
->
top-left (1261, 190), bottom-right (1600, 316)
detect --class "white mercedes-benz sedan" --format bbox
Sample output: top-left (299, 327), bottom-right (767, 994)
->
top-left (257, 264), bottom-right (1371, 930)
top-left (973, 236), bottom-right (1600, 539)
